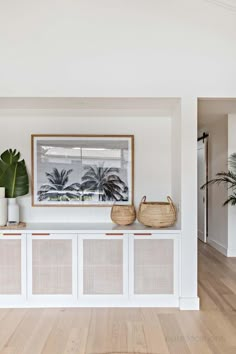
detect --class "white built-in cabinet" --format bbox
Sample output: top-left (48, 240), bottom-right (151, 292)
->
top-left (0, 226), bottom-right (180, 308)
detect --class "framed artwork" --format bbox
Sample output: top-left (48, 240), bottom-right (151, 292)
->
top-left (31, 135), bottom-right (134, 207)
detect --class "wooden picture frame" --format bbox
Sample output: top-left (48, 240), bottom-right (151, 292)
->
top-left (31, 134), bottom-right (134, 207)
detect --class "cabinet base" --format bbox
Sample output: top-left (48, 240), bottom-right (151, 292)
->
top-left (179, 297), bottom-right (200, 310)
top-left (0, 295), bottom-right (181, 308)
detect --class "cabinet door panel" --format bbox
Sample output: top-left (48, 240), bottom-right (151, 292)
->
top-left (32, 239), bottom-right (72, 295)
top-left (0, 239), bottom-right (21, 294)
top-left (134, 239), bottom-right (174, 294)
top-left (83, 239), bottom-right (123, 295)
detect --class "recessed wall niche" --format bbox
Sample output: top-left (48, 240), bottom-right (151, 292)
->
top-left (0, 98), bottom-right (181, 227)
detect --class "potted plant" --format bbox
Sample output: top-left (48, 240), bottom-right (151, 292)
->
top-left (201, 153), bottom-right (236, 205)
top-left (0, 149), bottom-right (29, 224)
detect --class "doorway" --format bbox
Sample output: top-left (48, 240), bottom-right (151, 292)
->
top-left (197, 134), bottom-right (208, 243)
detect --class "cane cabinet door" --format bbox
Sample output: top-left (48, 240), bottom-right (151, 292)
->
top-left (129, 233), bottom-right (179, 299)
top-left (0, 233), bottom-right (26, 305)
top-left (27, 233), bottom-right (77, 305)
top-left (79, 233), bottom-right (128, 303)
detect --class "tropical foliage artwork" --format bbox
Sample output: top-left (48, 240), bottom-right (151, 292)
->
top-left (37, 168), bottom-right (81, 201)
top-left (38, 165), bottom-right (128, 202)
top-left (32, 135), bottom-right (133, 206)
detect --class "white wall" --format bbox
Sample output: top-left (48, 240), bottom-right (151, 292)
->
top-left (1, 0), bottom-right (228, 309)
top-left (0, 112), bottom-right (172, 222)
top-left (1, 1), bottom-right (236, 97)
top-left (228, 114), bottom-right (236, 256)
top-left (1, 0), bottom-right (236, 224)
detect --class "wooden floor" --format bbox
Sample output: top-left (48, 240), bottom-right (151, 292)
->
top-left (1, 241), bottom-right (236, 354)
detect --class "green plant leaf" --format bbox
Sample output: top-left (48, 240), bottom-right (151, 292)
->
top-left (229, 153), bottom-right (236, 173)
top-left (1, 149), bottom-right (20, 165)
top-left (201, 153), bottom-right (236, 206)
top-left (0, 150), bottom-right (29, 198)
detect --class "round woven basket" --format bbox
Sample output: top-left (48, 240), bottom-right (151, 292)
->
top-left (111, 204), bottom-right (136, 226)
top-left (137, 196), bottom-right (177, 228)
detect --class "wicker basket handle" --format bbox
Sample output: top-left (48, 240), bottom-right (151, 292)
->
top-left (137, 196), bottom-right (146, 222)
top-left (167, 196), bottom-right (173, 204)
top-left (140, 196), bottom-right (146, 203)
top-left (167, 196), bottom-right (177, 222)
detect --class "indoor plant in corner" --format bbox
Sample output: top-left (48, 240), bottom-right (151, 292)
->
top-left (0, 149), bottom-right (29, 224)
top-left (201, 153), bottom-right (236, 206)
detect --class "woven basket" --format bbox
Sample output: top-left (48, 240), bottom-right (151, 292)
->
top-left (137, 196), bottom-right (177, 228)
top-left (111, 204), bottom-right (136, 226)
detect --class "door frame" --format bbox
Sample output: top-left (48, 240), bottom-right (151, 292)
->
top-left (197, 132), bottom-right (209, 243)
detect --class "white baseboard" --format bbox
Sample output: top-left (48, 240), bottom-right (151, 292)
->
top-left (208, 239), bottom-right (236, 257)
top-left (227, 249), bottom-right (236, 257)
top-left (0, 298), bottom-right (180, 308)
top-left (208, 239), bottom-right (228, 256)
top-left (179, 297), bottom-right (200, 310)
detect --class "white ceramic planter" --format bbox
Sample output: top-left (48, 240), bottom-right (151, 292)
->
top-left (8, 198), bottom-right (20, 224)
top-left (0, 198), bottom-right (7, 226)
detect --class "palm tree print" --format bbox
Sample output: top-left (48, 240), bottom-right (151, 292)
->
top-left (38, 168), bottom-right (81, 201)
top-left (81, 165), bottom-right (128, 201)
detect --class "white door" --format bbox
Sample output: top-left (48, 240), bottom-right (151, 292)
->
top-left (198, 139), bottom-right (208, 243)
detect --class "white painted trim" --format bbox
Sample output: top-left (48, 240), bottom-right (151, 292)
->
top-left (123, 234), bottom-right (129, 298)
top-left (208, 239), bottom-right (228, 256)
top-left (198, 230), bottom-right (206, 243)
top-left (208, 239), bottom-right (236, 258)
top-left (0, 296), bottom-right (180, 308)
top-left (128, 235), bottom-right (134, 297)
top-left (24, 295), bottom-right (78, 307)
top-left (174, 237), bottom-right (179, 297)
top-left (227, 249), bottom-right (236, 257)
top-left (26, 234), bottom-right (32, 300)
top-left (78, 235), bottom-right (83, 298)
top-left (0, 296), bottom-right (28, 308)
top-left (179, 297), bottom-right (200, 310)
top-left (21, 234), bottom-right (27, 301)
top-left (78, 296), bottom-right (180, 308)
top-left (71, 235), bottom-right (78, 301)
top-left (1, 223), bottom-right (181, 234)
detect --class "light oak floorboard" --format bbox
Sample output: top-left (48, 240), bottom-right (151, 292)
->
top-left (0, 241), bottom-right (236, 353)
top-left (0, 309), bottom-right (28, 352)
